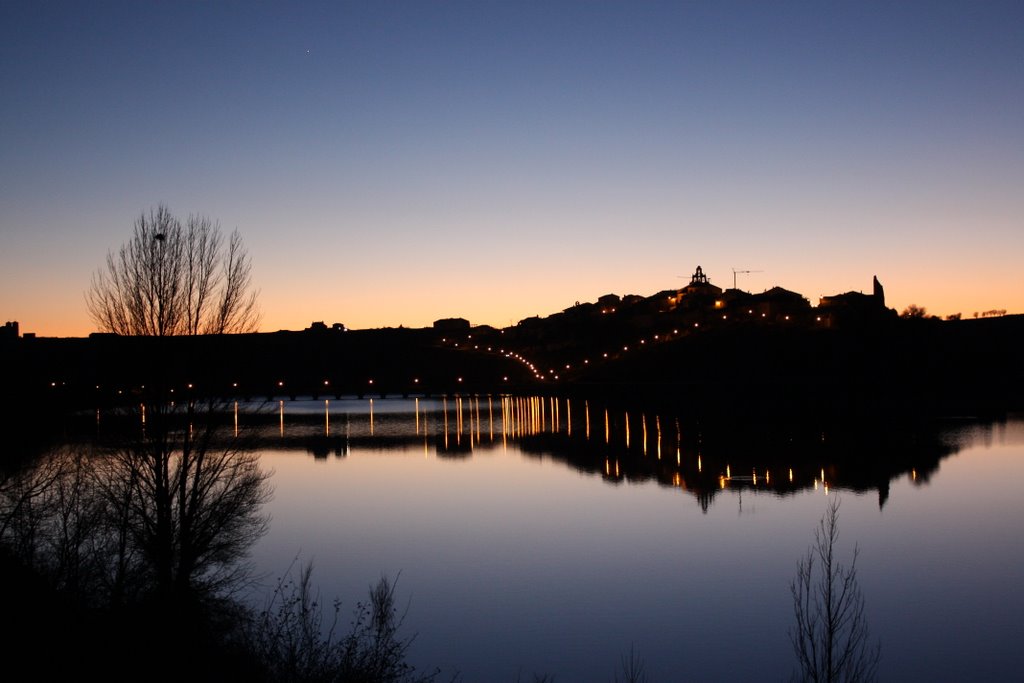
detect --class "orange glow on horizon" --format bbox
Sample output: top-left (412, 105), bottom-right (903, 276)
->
top-left (9, 266), bottom-right (1024, 338)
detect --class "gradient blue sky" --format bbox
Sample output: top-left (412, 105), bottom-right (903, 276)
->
top-left (2, 1), bottom-right (1022, 336)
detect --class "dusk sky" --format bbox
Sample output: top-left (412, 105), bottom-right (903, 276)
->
top-left (2, 1), bottom-right (1022, 336)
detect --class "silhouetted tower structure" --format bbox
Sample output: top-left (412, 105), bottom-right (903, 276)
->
top-left (873, 275), bottom-right (885, 307)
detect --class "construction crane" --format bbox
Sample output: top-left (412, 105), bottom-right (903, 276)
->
top-left (732, 268), bottom-right (763, 291)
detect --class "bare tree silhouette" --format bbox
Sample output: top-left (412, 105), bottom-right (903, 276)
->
top-left (248, 561), bottom-right (440, 682)
top-left (86, 204), bottom-right (260, 336)
top-left (98, 399), bottom-right (272, 601)
top-left (790, 498), bottom-right (880, 683)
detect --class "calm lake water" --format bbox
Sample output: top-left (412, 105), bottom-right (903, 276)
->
top-left (242, 397), bottom-right (1024, 682)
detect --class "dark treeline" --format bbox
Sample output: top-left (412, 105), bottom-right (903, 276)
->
top-left (478, 314), bottom-right (1024, 418)
top-left (5, 315), bottom-right (1024, 421)
top-left (3, 327), bottom-right (532, 409)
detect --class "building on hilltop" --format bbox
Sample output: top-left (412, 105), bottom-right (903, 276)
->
top-left (817, 275), bottom-right (894, 327)
top-left (665, 266), bottom-right (724, 311)
top-left (596, 294), bottom-right (621, 314)
top-left (433, 317), bottom-right (471, 332)
top-left (305, 321), bottom-right (347, 332)
top-left (749, 286), bottom-right (811, 321)
top-left (1, 321), bottom-right (18, 340)
top-left (682, 265), bottom-right (723, 298)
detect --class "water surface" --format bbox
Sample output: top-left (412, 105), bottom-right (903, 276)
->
top-left (246, 397), bottom-right (1024, 682)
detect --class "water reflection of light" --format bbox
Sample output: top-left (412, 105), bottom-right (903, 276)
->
top-left (234, 401), bottom-right (238, 437)
top-left (789, 468), bottom-right (794, 482)
top-left (625, 412), bottom-right (630, 449)
top-left (325, 399), bottom-right (330, 436)
top-left (604, 409), bottom-right (610, 444)
top-left (443, 397), bottom-right (449, 450)
top-left (415, 398), bottom-right (420, 434)
top-left (279, 400), bottom-right (284, 436)
top-left (501, 397), bottom-right (508, 449)
top-left (585, 401), bottom-right (591, 440)
top-left (642, 414), bottom-right (648, 456)
top-left (566, 399), bottom-right (572, 437)
top-left (369, 399), bottom-right (375, 436)
top-left (474, 397), bottom-right (481, 445)
top-left (456, 397), bottom-right (463, 446)
top-left (656, 416), bottom-right (661, 460)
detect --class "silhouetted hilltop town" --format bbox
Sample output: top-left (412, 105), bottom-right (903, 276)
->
top-left (3, 267), bottom-right (1023, 416)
